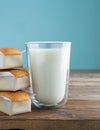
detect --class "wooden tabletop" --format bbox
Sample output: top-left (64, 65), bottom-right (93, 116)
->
top-left (0, 71), bottom-right (100, 130)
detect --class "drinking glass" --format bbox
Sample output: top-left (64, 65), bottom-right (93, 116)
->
top-left (26, 41), bottom-right (71, 108)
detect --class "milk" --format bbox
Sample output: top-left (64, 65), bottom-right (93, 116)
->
top-left (29, 47), bottom-right (70, 105)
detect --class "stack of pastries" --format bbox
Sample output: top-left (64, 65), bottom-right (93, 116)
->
top-left (0, 48), bottom-right (31, 115)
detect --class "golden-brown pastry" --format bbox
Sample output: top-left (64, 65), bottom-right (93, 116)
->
top-left (0, 48), bottom-right (23, 69)
top-left (0, 69), bottom-right (30, 91)
top-left (0, 90), bottom-right (31, 115)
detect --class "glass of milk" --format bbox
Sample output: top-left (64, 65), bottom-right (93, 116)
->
top-left (26, 41), bottom-right (71, 108)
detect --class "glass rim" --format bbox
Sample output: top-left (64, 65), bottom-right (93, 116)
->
top-left (25, 41), bottom-right (71, 45)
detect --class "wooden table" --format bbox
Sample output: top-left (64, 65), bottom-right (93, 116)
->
top-left (0, 71), bottom-right (100, 130)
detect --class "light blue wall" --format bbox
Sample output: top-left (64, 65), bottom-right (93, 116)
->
top-left (0, 0), bottom-right (100, 69)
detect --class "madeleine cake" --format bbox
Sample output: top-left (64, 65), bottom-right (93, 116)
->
top-left (0, 48), bottom-right (23, 69)
top-left (0, 90), bottom-right (31, 115)
top-left (0, 69), bottom-right (30, 91)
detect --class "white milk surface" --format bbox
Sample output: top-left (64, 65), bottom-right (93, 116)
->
top-left (29, 47), bottom-right (70, 105)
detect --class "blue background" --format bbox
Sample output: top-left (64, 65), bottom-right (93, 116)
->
top-left (0, 0), bottom-right (100, 69)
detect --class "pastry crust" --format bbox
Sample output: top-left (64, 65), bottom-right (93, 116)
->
top-left (0, 48), bottom-right (21, 55)
top-left (0, 69), bottom-right (29, 78)
top-left (0, 90), bottom-right (30, 102)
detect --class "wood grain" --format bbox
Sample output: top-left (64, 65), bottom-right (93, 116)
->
top-left (0, 71), bottom-right (100, 130)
